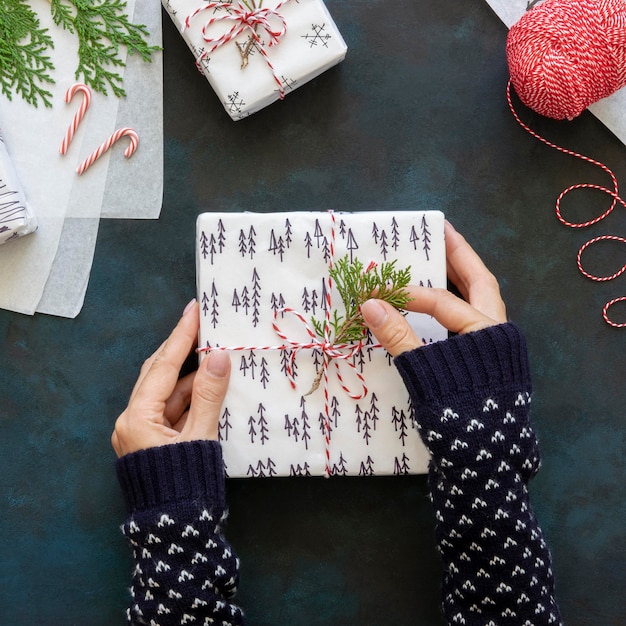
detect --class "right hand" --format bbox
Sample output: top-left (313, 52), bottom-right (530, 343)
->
top-left (361, 221), bottom-right (507, 357)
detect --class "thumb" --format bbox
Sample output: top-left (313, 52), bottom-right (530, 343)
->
top-left (184, 350), bottom-right (231, 440)
top-left (361, 299), bottom-right (423, 358)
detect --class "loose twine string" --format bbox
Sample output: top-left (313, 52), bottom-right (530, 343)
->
top-left (506, 0), bottom-right (626, 327)
top-left (184, 0), bottom-right (291, 99)
top-left (199, 211), bottom-right (385, 477)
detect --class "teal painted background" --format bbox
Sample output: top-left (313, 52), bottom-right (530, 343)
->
top-left (1, 1), bottom-right (625, 623)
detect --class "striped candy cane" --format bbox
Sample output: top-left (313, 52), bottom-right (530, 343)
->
top-left (76, 127), bottom-right (139, 176)
top-left (60, 83), bottom-right (92, 155)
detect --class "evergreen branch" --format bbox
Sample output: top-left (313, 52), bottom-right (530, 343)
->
top-left (313, 256), bottom-right (412, 345)
top-left (307, 256), bottom-right (412, 394)
top-left (50, 0), bottom-right (160, 98)
top-left (0, 0), bottom-right (55, 107)
top-left (0, 0), bottom-right (159, 106)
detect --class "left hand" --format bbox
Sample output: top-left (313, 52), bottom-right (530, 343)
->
top-left (111, 300), bottom-right (231, 457)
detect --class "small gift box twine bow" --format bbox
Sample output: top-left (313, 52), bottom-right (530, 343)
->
top-left (184, 0), bottom-right (292, 98)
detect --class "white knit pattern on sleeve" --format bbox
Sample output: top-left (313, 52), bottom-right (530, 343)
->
top-left (122, 506), bottom-right (244, 626)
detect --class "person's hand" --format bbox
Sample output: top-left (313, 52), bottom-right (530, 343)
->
top-left (111, 300), bottom-right (231, 457)
top-left (361, 221), bottom-right (507, 357)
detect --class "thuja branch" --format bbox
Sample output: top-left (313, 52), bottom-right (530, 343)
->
top-left (0, 0), bottom-right (55, 107)
top-left (308, 256), bottom-right (412, 393)
top-left (0, 0), bottom-right (160, 108)
top-left (50, 0), bottom-right (161, 98)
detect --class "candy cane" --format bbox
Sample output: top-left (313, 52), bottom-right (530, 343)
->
top-left (76, 127), bottom-right (139, 176)
top-left (60, 83), bottom-right (92, 155)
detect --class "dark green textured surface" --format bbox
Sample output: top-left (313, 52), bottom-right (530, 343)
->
top-left (1, 1), bottom-right (625, 624)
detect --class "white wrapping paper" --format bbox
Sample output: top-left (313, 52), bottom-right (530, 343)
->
top-left (196, 211), bottom-right (447, 477)
top-left (163, 0), bottom-right (347, 120)
top-left (0, 131), bottom-right (37, 245)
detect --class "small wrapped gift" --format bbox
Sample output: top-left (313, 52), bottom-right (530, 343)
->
top-left (0, 130), bottom-right (37, 245)
top-left (163, 0), bottom-right (347, 120)
top-left (196, 211), bottom-right (447, 477)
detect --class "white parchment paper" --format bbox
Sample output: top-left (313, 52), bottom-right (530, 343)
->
top-left (0, 0), bottom-right (163, 317)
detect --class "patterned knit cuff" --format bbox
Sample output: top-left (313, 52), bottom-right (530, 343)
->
top-left (116, 440), bottom-right (226, 514)
top-left (394, 322), bottom-right (531, 407)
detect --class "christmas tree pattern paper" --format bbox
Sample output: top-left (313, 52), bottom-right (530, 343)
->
top-left (163, 0), bottom-right (347, 120)
top-left (0, 131), bottom-right (36, 245)
top-left (196, 211), bottom-right (447, 477)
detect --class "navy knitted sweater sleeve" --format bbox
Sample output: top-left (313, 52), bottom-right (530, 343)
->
top-left (395, 323), bottom-right (562, 625)
top-left (116, 440), bottom-right (245, 625)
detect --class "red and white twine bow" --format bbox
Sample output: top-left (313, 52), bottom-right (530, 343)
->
top-left (184, 1), bottom-right (291, 98)
top-left (199, 211), bottom-right (384, 476)
top-left (272, 307), bottom-right (371, 400)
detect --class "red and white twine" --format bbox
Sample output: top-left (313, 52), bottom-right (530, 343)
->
top-left (184, 0), bottom-right (291, 98)
top-left (506, 0), bottom-right (626, 328)
top-left (506, 0), bottom-right (626, 122)
top-left (199, 211), bottom-right (383, 476)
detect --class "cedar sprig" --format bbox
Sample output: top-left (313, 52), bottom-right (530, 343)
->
top-left (50, 0), bottom-right (161, 98)
top-left (312, 255), bottom-right (412, 344)
top-left (0, 0), bottom-right (55, 107)
top-left (307, 255), bottom-right (412, 393)
top-left (0, 0), bottom-right (159, 108)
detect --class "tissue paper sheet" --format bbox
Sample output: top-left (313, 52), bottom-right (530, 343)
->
top-left (0, 0), bottom-right (163, 317)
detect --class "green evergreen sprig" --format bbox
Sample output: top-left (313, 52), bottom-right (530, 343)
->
top-left (0, 0), bottom-right (55, 107)
top-left (307, 255), bottom-right (412, 393)
top-left (0, 0), bottom-right (160, 108)
top-left (50, 0), bottom-right (160, 99)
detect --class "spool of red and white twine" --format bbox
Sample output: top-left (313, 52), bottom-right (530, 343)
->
top-left (506, 0), bottom-right (626, 327)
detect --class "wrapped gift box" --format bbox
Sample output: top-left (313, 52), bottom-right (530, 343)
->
top-left (196, 211), bottom-right (447, 477)
top-left (0, 132), bottom-right (37, 245)
top-left (162, 0), bottom-right (347, 120)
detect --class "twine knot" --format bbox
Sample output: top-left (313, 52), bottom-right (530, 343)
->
top-left (185, 0), bottom-right (290, 96)
top-left (272, 307), bottom-right (370, 399)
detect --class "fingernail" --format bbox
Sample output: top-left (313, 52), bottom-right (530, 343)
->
top-left (183, 298), bottom-right (196, 316)
top-left (444, 219), bottom-right (456, 232)
top-left (206, 350), bottom-right (230, 378)
top-left (361, 299), bottom-right (388, 329)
